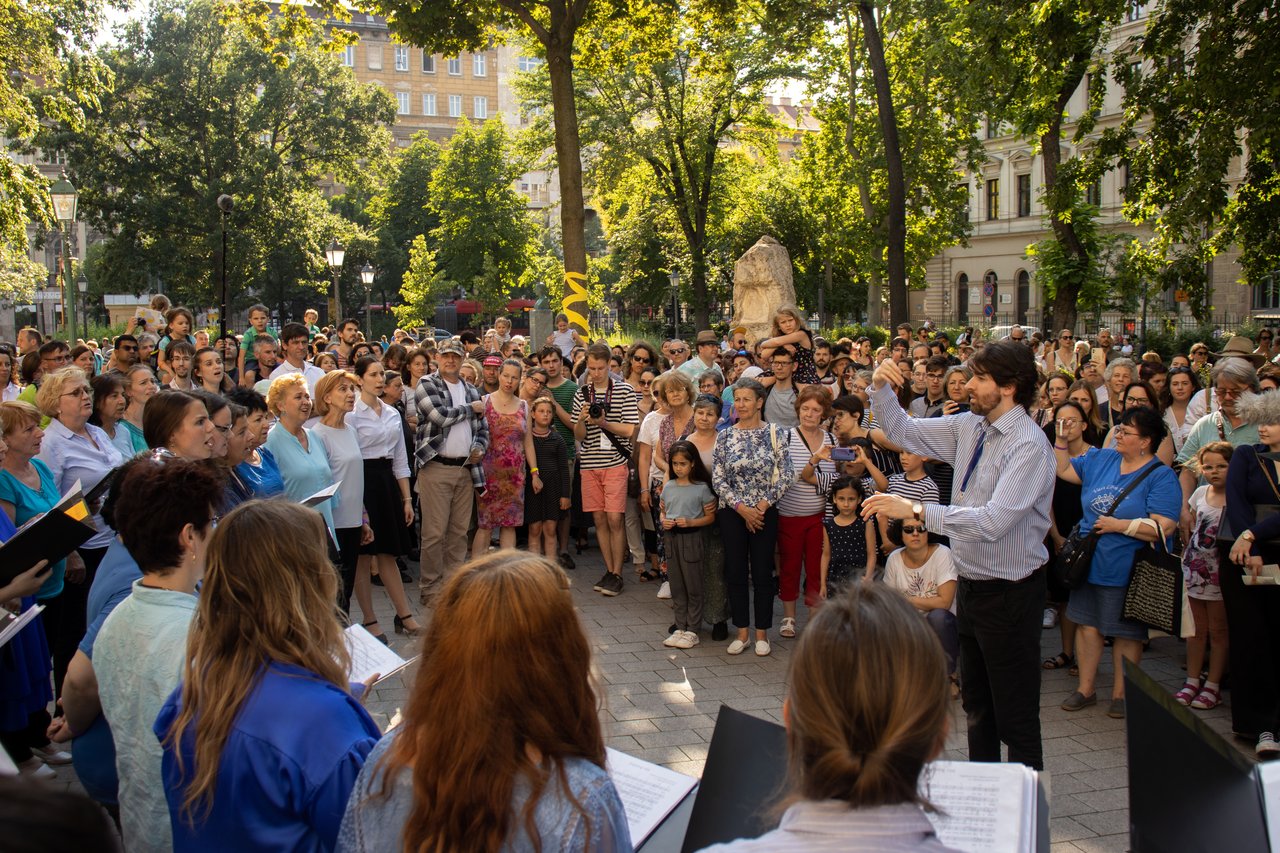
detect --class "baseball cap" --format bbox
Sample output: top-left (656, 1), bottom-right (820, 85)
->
top-left (437, 339), bottom-right (464, 356)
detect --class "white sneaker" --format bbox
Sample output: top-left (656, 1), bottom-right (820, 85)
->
top-left (1258, 732), bottom-right (1280, 758)
top-left (17, 757), bottom-right (56, 780)
top-left (1042, 607), bottom-right (1058, 629)
top-left (30, 743), bottom-right (72, 766)
top-left (669, 631), bottom-right (697, 649)
top-left (755, 639), bottom-right (772, 657)
top-left (656, 581), bottom-right (672, 600)
top-left (779, 617), bottom-right (796, 638)
top-left (727, 638), bottom-right (750, 655)
top-left (662, 630), bottom-right (684, 648)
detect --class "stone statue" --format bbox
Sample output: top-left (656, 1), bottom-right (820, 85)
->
top-left (732, 236), bottom-right (796, 344)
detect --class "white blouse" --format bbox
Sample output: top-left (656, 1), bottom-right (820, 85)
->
top-left (347, 397), bottom-right (410, 479)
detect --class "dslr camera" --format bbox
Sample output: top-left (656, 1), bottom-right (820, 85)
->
top-left (589, 402), bottom-right (605, 420)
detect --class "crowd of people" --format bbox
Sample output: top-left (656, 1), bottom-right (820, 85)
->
top-left (3, 298), bottom-right (1280, 850)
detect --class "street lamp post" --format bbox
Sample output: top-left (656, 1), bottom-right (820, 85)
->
top-left (360, 262), bottom-right (375, 339)
top-left (217, 194), bottom-right (234, 341)
top-left (49, 174), bottom-right (78, 343)
top-left (77, 271), bottom-right (88, 341)
top-left (325, 239), bottom-right (345, 327)
top-left (669, 270), bottom-right (680, 341)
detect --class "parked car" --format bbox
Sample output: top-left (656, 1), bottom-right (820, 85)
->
top-left (988, 324), bottom-right (1042, 341)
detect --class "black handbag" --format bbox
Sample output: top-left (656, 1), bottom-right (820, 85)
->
top-left (1054, 460), bottom-right (1161, 590)
top-left (1123, 528), bottom-right (1182, 635)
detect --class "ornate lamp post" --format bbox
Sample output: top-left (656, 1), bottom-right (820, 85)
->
top-left (325, 238), bottom-right (345, 326)
top-left (49, 174), bottom-right (78, 342)
top-left (77, 271), bottom-right (88, 340)
top-left (360, 262), bottom-right (375, 339)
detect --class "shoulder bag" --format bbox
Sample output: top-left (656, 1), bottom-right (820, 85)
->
top-left (1054, 459), bottom-right (1161, 590)
top-left (1123, 519), bottom-right (1183, 635)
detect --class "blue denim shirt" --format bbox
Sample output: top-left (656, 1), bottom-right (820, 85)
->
top-left (337, 733), bottom-right (633, 852)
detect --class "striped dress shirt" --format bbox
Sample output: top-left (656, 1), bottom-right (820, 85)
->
top-left (869, 382), bottom-right (1055, 581)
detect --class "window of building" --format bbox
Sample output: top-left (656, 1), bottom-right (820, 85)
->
top-left (957, 182), bottom-right (970, 221)
top-left (1253, 276), bottom-right (1280, 311)
top-left (986, 118), bottom-right (999, 139)
top-left (957, 273), bottom-right (969, 324)
top-left (422, 54), bottom-right (435, 73)
top-left (394, 46), bottom-right (409, 71)
top-left (473, 54), bottom-right (487, 77)
top-left (447, 57), bottom-right (462, 76)
top-left (517, 56), bottom-right (542, 72)
top-left (1016, 270), bottom-right (1031, 325)
top-left (395, 92), bottom-right (409, 115)
top-left (342, 45), bottom-right (355, 67)
top-left (1126, 0), bottom-right (1145, 21)
top-left (367, 45), bottom-right (383, 71)
top-left (448, 94), bottom-right (462, 117)
top-left (473, 96), bottom-right (488, 119)
top-left (1085, 180), bottom-right (1102, 207)
top-left (1016, 173), bottom-right (1031, 217)
top-left (422, 93), bottom-right (437, 116)
top-left (986, 179), bottom-right (999, 220)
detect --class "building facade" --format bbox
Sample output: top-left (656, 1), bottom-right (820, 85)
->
top-left (914, 4), bottom-right (1255, 334)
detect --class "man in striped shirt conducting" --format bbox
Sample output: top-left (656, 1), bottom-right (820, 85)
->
top-left (862, 341), bottom-right (1055, 770)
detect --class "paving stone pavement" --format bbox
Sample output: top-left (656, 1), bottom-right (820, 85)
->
top-left (40, 544), bottom-right (1257, 852)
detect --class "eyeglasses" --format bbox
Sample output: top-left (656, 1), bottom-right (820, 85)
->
top-left (1056, 418), bottom-right (1081, 428)
top-left (1060, 335), bottom-right (1074, 341)
top-left (632, 355), bottom-right (651, 363)
top-left (120, 345), bottom-right (138, 352)
top-left (639, 380), bottom-right (653, 387)
top-left (213, 423), bottom-right (233, 434)
top-left (1116, 427), bottom-right (1144, 439)
top-left (1216, 386), bottom-right (1245, 398)
top-left (1124, 396), bottom-right (1150, 406)
top-left (1191, 348), bottom-right (1208, 355)
top-left (61, 387), bottom-right (89, 398)
top-left (669, 348), bottom-right (687, 355)
top-left (926, 372), bottom-right (945, 380)
top-left (525, 377), bottom-right (546, 388)
top-left (901, 525), bottom-right (927, 535)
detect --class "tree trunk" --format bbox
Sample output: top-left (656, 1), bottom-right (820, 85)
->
top-left (1040, 65), bottom-right (1091, 335)
top-left (545, 13), bottom-right (589, 333)
top-left (858, 1), bottom-right (907, 329)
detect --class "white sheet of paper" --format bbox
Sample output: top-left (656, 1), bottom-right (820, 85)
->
top-left (921, 760), bottom-right (1036, 853)
top-left (606, 747), bottom-right (698, 847)
top-left (1243, 564), bottom-right (1280, 585)
top-left (342, 624), bottom-right (411, 685)
top-left (600, 431), bottom-right (611, 451)
top-left (0, 604), bottom-right (44, 651)
top-left (301, 481), bottom-right (341, 507)
top-left (1259, 761), bottom-right (1280, 853)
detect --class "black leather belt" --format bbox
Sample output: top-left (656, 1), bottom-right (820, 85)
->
top-left (433, 456), bottom-right (468, 467)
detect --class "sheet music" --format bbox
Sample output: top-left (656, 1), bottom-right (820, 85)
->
top-left (0, 604), bottom-right (45, 651)
top-left (1242, 564), bottom-right (1280, 586)
top-left (1259, 761), bottom-right (1280, 853)
top-left (301, 481), bottom-right (341, 507)
top-left (921, 760), bottom-right (1035, 853)
top-left (606, 747), bottom-right (698, 846)
top-left (342, 624), bottom-right (411, 685)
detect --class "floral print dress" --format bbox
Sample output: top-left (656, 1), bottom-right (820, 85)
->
top-left (477, 397), bottom-right (527, 529)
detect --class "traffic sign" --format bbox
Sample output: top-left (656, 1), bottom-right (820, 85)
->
top-left (983, 304), bottom-right (995, 318)
top-left (983, 282), bottom-right (995, 298)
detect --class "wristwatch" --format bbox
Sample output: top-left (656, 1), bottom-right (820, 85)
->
top-left (912, 502), bottom-right (924, 523)
top-left (1242, 530), bottom-right (1256, 542)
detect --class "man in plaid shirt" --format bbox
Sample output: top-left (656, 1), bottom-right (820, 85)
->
top-left (414, 338), bottom-right (489, 605)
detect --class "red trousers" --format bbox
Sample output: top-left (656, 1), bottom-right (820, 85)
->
top-left (778, 512), bottom-right (824, 607)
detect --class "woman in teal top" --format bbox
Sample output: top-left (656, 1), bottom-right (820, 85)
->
top-left (118, 365), bottom-right (158, 456)
top-left (0, 400), bottom-right (66, 599)
top-left (264, 373), bottom-right (336, 534)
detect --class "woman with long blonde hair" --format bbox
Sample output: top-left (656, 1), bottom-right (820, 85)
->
top-left (156, 500), bottom-right (381, 850)
top-left (337, 551), bottom-right (630, 852)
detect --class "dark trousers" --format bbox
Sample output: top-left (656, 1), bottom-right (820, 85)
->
top-left (334, 526), bottom-right (362, 616)
top-left (0, 708), bottom-right (52, 763)
top-left (42, 545), bottom-right (106, 700)
top-left (719, 507), bottom-right (778, 631)
top-left (1218, 543), bottom-right (1280, 736)
top-left (957, 569), bottom-right (1046, 770)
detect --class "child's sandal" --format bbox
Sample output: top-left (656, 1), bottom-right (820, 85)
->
top-left (1173, 680), bottom-right (1201, 706)
top-left (1190, 685), bottom-right (1220, 710)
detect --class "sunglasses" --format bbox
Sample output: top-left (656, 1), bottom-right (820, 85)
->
top-left (1060, 335), bottom-right (1074, 341)
top-left (901, 525), bottom-right (927, 535)
top-left (632, 355), bottom-right (651, 363)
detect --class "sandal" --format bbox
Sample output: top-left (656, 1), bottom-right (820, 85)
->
top-left (1068, 663), bottom-right (1079, 677)
top-left (779, 617), bottom-right (796, 638)
top-left (1042, 652), bottom-right (1074, 670)
top-left (636, 567), bottom-right (660, 583)
top-left (1173, 680), bottom-right (1201, 706)
top-left (1190, 685), bottom-right (1221, 710)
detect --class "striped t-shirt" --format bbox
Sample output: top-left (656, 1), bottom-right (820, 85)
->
top-left (886, 472), bottom-right (939, 505)
top-left (571, 379), bottom-right (639, 470)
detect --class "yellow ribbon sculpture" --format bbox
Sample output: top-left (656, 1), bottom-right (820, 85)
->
top-left (561, 269), bottom-right (590, 332)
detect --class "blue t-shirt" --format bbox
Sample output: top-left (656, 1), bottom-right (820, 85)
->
top-left (661, 481), bottom-right (715, 520)
top-left (0, 459), bottom-right (66, 597)
top-left (1071, 448), bottom-right (1181, 586)
top-left (234, 446), bottom-right (286, 499)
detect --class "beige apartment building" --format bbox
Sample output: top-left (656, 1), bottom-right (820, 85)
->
top-left (913, 3), bottom-right (1257, 334)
